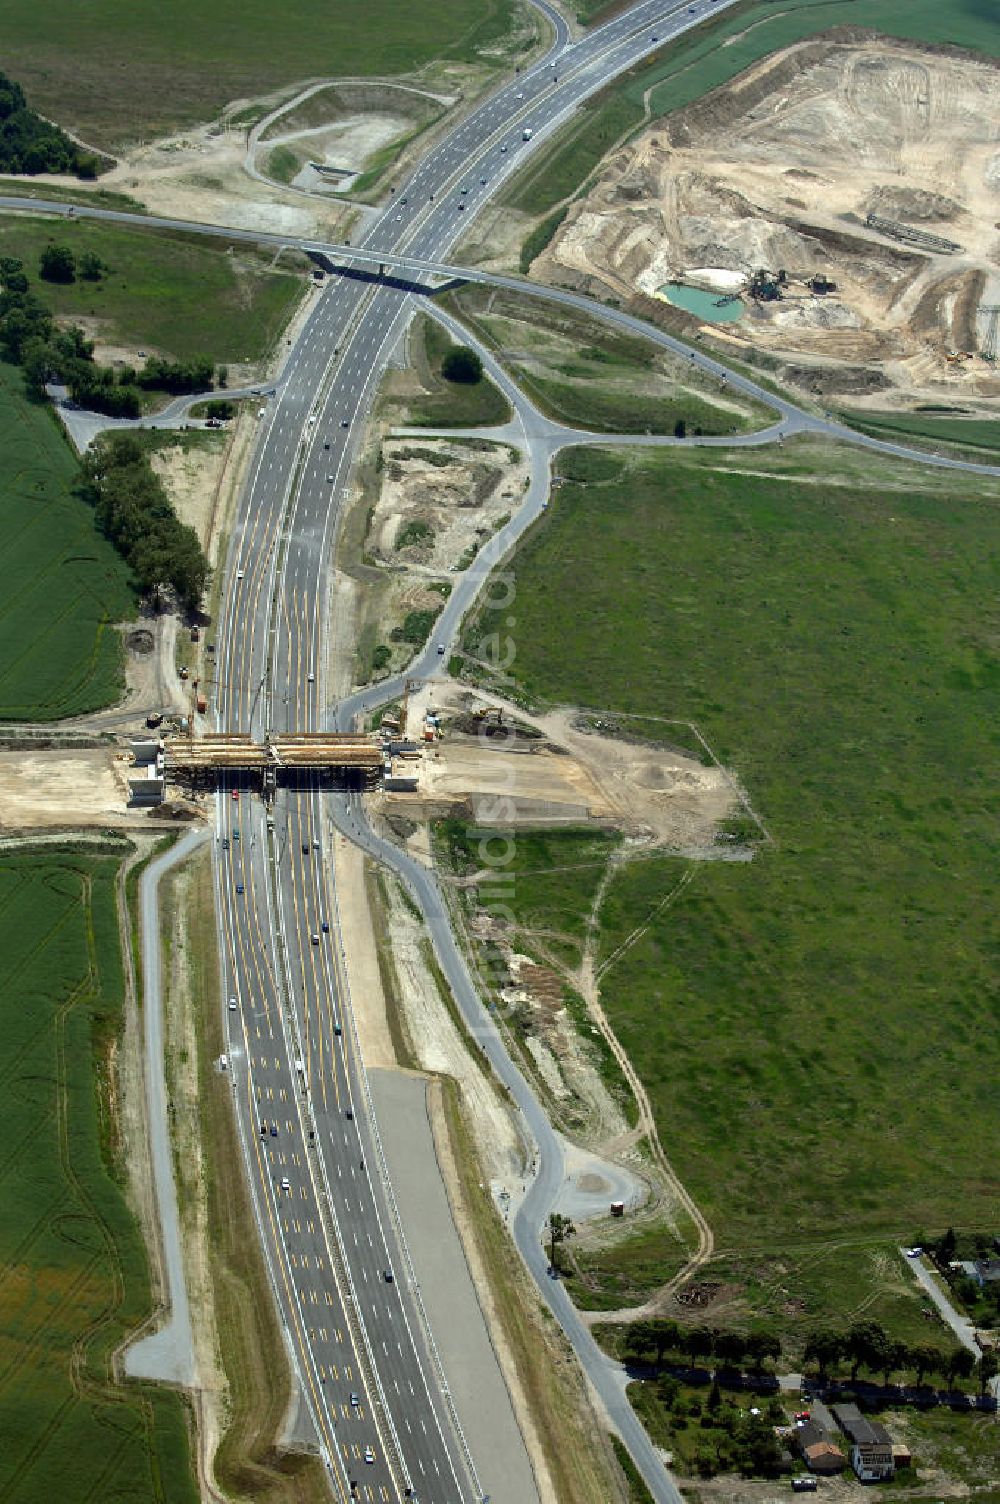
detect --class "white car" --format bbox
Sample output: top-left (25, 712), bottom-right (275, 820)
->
top-left (228, 996), bottom-right (237, 1011)
top-left (280, 1176), bottom-right (291, 1191)
top-left (364, 1447), bottom-right (375, 1465)
top-left (236, 569), bottom-right (244, 581)
top-left (307, 671), bottom-right (315, 682)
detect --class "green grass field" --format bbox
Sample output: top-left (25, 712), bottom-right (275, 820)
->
top-left (388, 313), bottom-right (512, 428)
top-left (0, 364), bottom-right (133, 719)
top-left (461, 437), bottom-right (1000, 1335)
top-left (504, 0), bottom-right (1000, 216)
top-left (0, 216), bottom-right (303, 363)
top-left (445, 286), bottom-right (772, 434)
top-left (0, 0), bottom-right (526, 150)
top-left (0, 843), bottom-right (197, 1504)
top-left (842, 410), bottom-right (1000, 459)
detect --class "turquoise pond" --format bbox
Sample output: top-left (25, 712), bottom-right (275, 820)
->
top-left (660, 282), bottom-right (745, 322)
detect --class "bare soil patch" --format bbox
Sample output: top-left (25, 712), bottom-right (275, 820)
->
top-left (539, 37), bottom-right (1000, 413)
top-left (381, 682), bottom-right (737, 847)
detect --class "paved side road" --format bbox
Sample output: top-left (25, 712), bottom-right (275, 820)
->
top-left (125, 826), bottom-right (210, 1387)
top-left (903, 1250), bottom-right (980, 1356)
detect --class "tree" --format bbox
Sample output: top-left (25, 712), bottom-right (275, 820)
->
top-left (673, 417), bottom-right (686, 438)
top-left (804, 1329), bottom-right (844, 1380)
top-left (909, 1343), bottom-right (944, 1386)
top-left (547, 1212), bottom-right (576, 1272)
top-left (650, 1319), bottom-right (681, 1368)
top-left (441, 345), bottom-right (482, 384)
top-left (39, 245), bottom-right (76, 283)
top-left (745, 1330), bottom-right (782, 1369)
top-left (945, 1347), bottom-right (975, 1388)
top-left (684, 1325), bottom-right (715, 1363)
top-left (713, 1331), bottom-right (746, 1367)
top-left (846, 1321), bottom-right (888, 1380)
top-left (78, 251), bottom-right (105, 281)
top-left (880, 1339), bottom-right (909, 1387)
top-left (977, 1351), bottom-right (998, 1395)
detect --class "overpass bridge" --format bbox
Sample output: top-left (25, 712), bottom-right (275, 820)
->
top-left (163, 732), bottom-right (383, 790)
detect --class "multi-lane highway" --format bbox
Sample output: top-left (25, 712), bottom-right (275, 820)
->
top-left (206, 8), bottom-right (754, 1503)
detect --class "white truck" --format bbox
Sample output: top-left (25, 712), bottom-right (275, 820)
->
top-left (522, 127), bottom-right (533, 141)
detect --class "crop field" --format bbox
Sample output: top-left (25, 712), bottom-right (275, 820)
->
top-left (462, 436), bottom-right (1000, 1333)
top-left (0, 844), bottom-right (197, 1504)
top-left (0, 0), bottom-right (526, 151)
top-left (504, 0), bottom-right (1000, 216)
top-left (0, 365), bottom-right (133, 720)
top-left (0, 217), bottom-right (303, 364)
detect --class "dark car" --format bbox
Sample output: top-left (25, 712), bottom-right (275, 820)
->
top-left (302, 843), bottom-right (310, 854)
top-left (345, 1107), bottom-right (354, 1120)
top-left (270, 1124), bottom-right (278, 1137)
top-left (236, 883), bottom-right (245, 895)
top-left (321, 921), bottom-right (330, 933)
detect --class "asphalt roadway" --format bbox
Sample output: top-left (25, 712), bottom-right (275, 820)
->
top-left (19, 0), bottom-right (1000, 1500)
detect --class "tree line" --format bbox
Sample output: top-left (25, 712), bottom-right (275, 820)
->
top-left (81, 434), bottom-right (210, 612)
top-left (802, 1318), bottom-right (997, 1393)
top-left (0, 253), bottom-right (218, 415)
top-left (621, 1318), bottom-right (782, 1372)
top-left (0, 70), bottom-right (101, 178)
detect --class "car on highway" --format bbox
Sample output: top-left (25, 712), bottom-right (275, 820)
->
top-left (236, 569), bottom-right (244, 580)
top-left (232, 829), bottom-right (239, 842)
top-left (312, 838), bottom-right (320, 850)
top-left (311, 932), bottom-right (320, 945)
top-left (364, 1447), bottom-right (374, 1465)
top-left (270, 1123), bottom-right (278, 1137)
top-left (280, 1176), bottom-right (291, 1191)
top-left (221, 837), bottom-right (229, 850)
top-left (334, 1023), bottom-right (342, 1037)
top-left (235, 883), bottom-right (245, 894)
top-left (340, 418), bottom-right (349, 427)
top-left (302, 843), bottom-right (310, 854)
top-left (345, 1107), bottom-right (353, 1120)
top-left (383, 1269), bottom-right (394, 1283)
top-left (350, 1392), bottom-right (360, 1408)
top-left (232, 789), bottom-right (239, 801)
top-left (228, 996), bottom-right (237, 1011)
top-left (327, 473), bottom-right (334, 482)
top-left (324, 441), bottom-right (330, 449)
top-left (321, 920), bottom-right (330, 932)
top-left (307, 671), bottom-right (315, 682)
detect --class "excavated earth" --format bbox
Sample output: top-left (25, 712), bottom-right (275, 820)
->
top-left (537, 35), bottom-right (1000, 412)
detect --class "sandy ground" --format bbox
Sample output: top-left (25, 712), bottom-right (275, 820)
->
top-left (98, 120), bottom-right (351, 241)
top-left (351, 436), bottom-right (528, 685)
top-left (0, 746), bottom-right (135, 828)
top-left (384, 681), bottom-right (738, 848)
top-left (537, 37), bottom-right (1000, 412)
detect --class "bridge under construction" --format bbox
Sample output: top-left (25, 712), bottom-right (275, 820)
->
top-left (163, 732), bottom-right (384, 790)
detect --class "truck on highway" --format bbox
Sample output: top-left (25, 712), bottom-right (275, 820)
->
top-left (522, 127), bottom-right (533, 141)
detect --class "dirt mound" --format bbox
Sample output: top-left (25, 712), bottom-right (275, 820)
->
top-left (864, 185), bottom-right (964, 223)
top-left (538, 36), bottom-right (1000, 413)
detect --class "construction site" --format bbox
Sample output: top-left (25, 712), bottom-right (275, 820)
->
top-left (531, 36), bottom-right (1000, 411)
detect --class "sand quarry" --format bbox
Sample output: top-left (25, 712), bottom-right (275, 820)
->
top-left (537, 36), bottom-right (1000, 412)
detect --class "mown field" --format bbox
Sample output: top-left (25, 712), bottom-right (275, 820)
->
top-left (0, 364), bottom-right (133, 719)
top-left (504, 0), bottom-right (1000, 216)
top-left (461, 436), bottom-right (1000, 1336)
top-left (0, 217), bottom-right (303, 363)
top-left (0, 0), bottom-right (527, 150)
top-left (0, 844), bottom-right (197, 1504)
